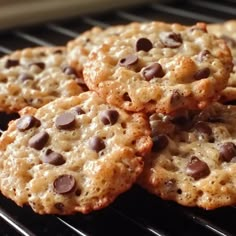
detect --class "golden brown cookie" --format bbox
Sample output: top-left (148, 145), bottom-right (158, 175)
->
top-left (138, 103), bottom-right (236, 209)
top-left (0, 47), bottom-right (85, 113)
top-left (83, 21), bottom-right (232, 114)
top-left (208, 20), bottom-right (236, 103)
top-left (0, 92), bottom-right (152, 214)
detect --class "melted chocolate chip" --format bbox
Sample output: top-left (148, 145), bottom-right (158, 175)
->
top-left (63, 66), bottom-right (77, 76)
top-left (19, 73), bottom-right (34, 82)
top-left (54, 203), bottom-right (64, 212)
top-left (100, 109), bottom-right (119, 125)
top-left (123, 92), bottom-right (131, 102)
top-left (135, 37), bottom-right (153, 52)
top-left (74, 77), bottom-right (89, 91)
top-left (39, 52), bottom-right (46, 57)
top-left (160, 32), bottom-right (182, 48)
top-left (186, 156), bottom-right (210, 180)
top-left (194, 121), bottom-right (212, 136)
top-left (5, 59), bottom-right (19, 69)
top-left (28, 131), bottom-right (49, 150)
top-left (74, 77), bottom-right (84, 85)
top-left (53, 49), bottom-right (63, 54)
top-left (17, 115), bottom-right (41, 131)
top-left (219, 142), bottom-right (236, 162)
top-left (119, 55), bottom-right (138, 67)
top-left (43, 149), bottom-right (65, 165)
top-left (74, 106), bottom-right (85, 115)
top-left (29, 62), bottom-right (45, 70)
top-left (55, 112), bottom-right (76, 129)
top-left (53, 175), bottom-right (76, 194)
top-left (171, 113), bottom-right (193, 131)
top-left (193, 68), bottom-right (210, 80)
top-left (152, 134), bottom-right (169, 152)
top-left (142, 63), bottom-right (164, 81)
top-left (150, 120), bottom-right (159, 137)
top-left (149, 114), bottom-right (176, 137)
top-left (171, 113), bottom-right (188, 125)
top-left (89, 136), bottom-right (105, 152)
top-left (75, 189), bottom-right (81, 196)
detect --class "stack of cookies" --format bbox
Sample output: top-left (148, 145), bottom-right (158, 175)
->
top-left (0, 20), bottom-right (235, 215)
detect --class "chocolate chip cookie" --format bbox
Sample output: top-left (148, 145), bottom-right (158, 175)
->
top-left (83, 21), bottom-right (232, 114)
top-left (208, 20), bottom-right (236, 103)
top-left (0, 92), bottom-right (152, 214)
top-left (138, 103), bottom-right (236, 209)
top-left (0, 47), bottom-right (85, 113)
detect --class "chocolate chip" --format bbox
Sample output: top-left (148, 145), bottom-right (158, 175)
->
top-left (29, 62), bottom-right (45, 70)
top-left (198, 50), bottom-right (211, 62)
top-left (100, 109), bottom-right (119, 125)
top-left (160, 32), bottom-right (182, 48)
top-left (135, 37), bottom-right (153, 52)
top-left (89, 136), bottom-right (105, 152)
top-left (220, 35), bottom-right (236, 48)
top-left (219, 142), bottom-right (236, 162)
top-left (74, 106), bottom-right (85, 115)
top-left (194, 121), bottom-right (213, 142)
top-left (53, 49), bottom-right (63, 54)
top-left (75, 189), bottom-right (81, 196)
top-left (122, 92), bottom-right (131, 102)
top-left (55, 112), bottom-right (76, 129)
top-left (186, 156), bottom-right (210, 180)
top-left (19, 73), bottom-right (34, 82)
top-left (119, 55), bottom-right (138, 67)
top-left (171, 114), bottom-right (188, 126)
top-left (63, 66), bottom-right (77, 76)
top-left (149, 116), bottom-right (175, 137)
top-left (149, 120), bottom-right (159, 137)
top-left (142, 63), bottom-right (164, 81)
top-left (194, 121), bottom-right (212, 136)
top-left (193, 68), bottom-right (210, 80)
top-left (74, 77), bottom-right (85, 85)
top-left (5, 59), bottom-right (19, 69)
top-left (177, 189), bottom-right (182, 194)
top-left (149, 113), bottom-right (160, 122)
top-left (17, 115), bottom-right (41, 131)
top-left (39, 52), bottom-right (46, 57)
top-left (54, 203), bottom-right (64, 211)
top-left (53, 175), bottom-right (76, 194)
top-left (74, 77), bottom-right (89, 91)
top-left (28, 131), bottom-right (49, 150)
top-left (152, 134), bottom-right (169, 152)
top-left (43, 149), bottom-right (65, 165)
top-left (171, 113), bottom-right (193, 131)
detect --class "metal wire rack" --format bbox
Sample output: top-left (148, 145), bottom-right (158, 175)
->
top-left (0, 0), bottom-right (236, 235)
